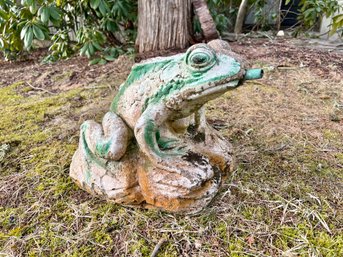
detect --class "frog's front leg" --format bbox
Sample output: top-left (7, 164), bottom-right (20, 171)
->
top-left (134, 104), bottom-right (174, 158)
top-left (134, 104), bottom-right (215, 188)
top-left (191, 107), bottom-right (233, 176)
top-left (194, 106), bottom-right (207, 134)
top-left (134, 105), bottom-right (222, 213)
top-left (82, 112), bottom-right (132, 160)
top-left (183, 106), bottom-right (208, 143)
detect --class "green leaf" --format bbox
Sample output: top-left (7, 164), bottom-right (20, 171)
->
top-left (303, 8), bottom-right (313, 18)
top-left (92, 41), bottom-right (102, 51)
top-left (104, 55), bottom-right (116, 61)
top-left (285, 0), bottom-right (292, 5)
top-left (24, 26), bottom-right (33, 49)
top-left (333, 14), bottom-right (343, 24)
top-left (98, 59), bottom-right (107, 65)
top-left (85, 48), bottom-right (91, 58)
top-left (33, 25), bottom-right (45, 40)
top-left (90, 0), bottom-right (100, 9)
top-left (330, 14), bottom-right (343, 35)
top-left (99, 0), bottom-right (109, 16)
top-left (41, 7), bottom-right (49, 23)
top-left (106, 20), bottom-right (118, 32)
top-left (38, 6), bottom-right (44, 16)
top-left (88, 42), bottom-right (95, 56)
top-left (20, 24), bottom-right (29, 40)
top-left (49, 7), bottom-right (60, 20)
top-left (80, 43), bottom-right (89, 56)
top-left (88, 58), bottom-right (101, 65)
top-left (26, 0), bottom-right (34, 6)
top-left (29, 4), bottom-right (37, 14)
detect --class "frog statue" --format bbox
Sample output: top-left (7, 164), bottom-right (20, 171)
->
top-left (70, 40), bottom-right (263, 214)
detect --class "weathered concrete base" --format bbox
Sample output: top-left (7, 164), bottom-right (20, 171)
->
top-left (70, 143), bottom-right (144, 205)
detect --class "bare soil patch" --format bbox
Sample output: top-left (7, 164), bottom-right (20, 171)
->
top-left (0, 50), bottom-right (133, 93)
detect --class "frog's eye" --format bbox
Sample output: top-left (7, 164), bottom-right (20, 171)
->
top-left (190, 52), bottom-right (210, 65)
top-left (185, 44), bottom-right (216, 71)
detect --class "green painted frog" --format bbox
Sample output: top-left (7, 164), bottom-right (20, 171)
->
top-left (70, 40), bottom-right (263, 213)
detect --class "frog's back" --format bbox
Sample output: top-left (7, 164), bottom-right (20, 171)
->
top-left (110, 54), bottom-right (183, 128)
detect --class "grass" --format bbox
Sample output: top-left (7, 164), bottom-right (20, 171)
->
top-left (0, 56), bottom-right (342, 256)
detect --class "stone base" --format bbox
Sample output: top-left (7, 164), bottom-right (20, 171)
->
top-left (70, 126), bottom-right (233, 214)
top-left (70, 144), bottom-right (144, 205)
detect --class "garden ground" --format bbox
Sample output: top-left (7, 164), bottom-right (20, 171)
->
top-left (0, 38), bottom-right (342, 256)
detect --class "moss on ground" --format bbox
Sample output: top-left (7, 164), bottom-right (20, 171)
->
top-left (0, 57), bottom-right (342, 256)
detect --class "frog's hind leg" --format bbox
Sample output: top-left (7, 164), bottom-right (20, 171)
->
top-left (70, 112), bottom-right (142, 205)
top-left (82, 112), bottom-right (132, 161)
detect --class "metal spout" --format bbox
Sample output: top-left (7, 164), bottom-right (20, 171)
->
top-left (244, 69), bottom-right (264, 80)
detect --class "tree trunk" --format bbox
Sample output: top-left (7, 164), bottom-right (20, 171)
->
top-left (234, 0), bottom-right (249, 34)
top-left (136, 0), bottom-right (192, 54)
top-left (192, 0), bottom-right (219, 41)
top-left (275, 0), bottom-right (282, 32)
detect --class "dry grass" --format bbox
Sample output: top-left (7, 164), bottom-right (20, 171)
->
top-left (0, 41), bottom-right (342, 256)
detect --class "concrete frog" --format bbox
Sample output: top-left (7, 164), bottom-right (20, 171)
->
top-left (70, 40), bottom-right (263, 214)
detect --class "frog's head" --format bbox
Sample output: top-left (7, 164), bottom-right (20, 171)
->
top-left (161, 42), bottom-right (263, 117)
top-left (113, 41), bottom-right (262, 117)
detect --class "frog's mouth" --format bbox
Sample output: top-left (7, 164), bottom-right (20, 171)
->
top-left (184, 68), bottom-right (263, 101)
top-left (182, 79), bottom-right (239, 103)
top-left (186, 80), bottom-right (240, 101)
top-left (165, 79), bottom-right (239, 116)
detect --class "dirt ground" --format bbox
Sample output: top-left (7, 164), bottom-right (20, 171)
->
top-left (0, 38), bottom-right (342, 256)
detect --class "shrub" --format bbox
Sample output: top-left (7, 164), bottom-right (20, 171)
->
top-left (0, 0), bottom-right (136, 62)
